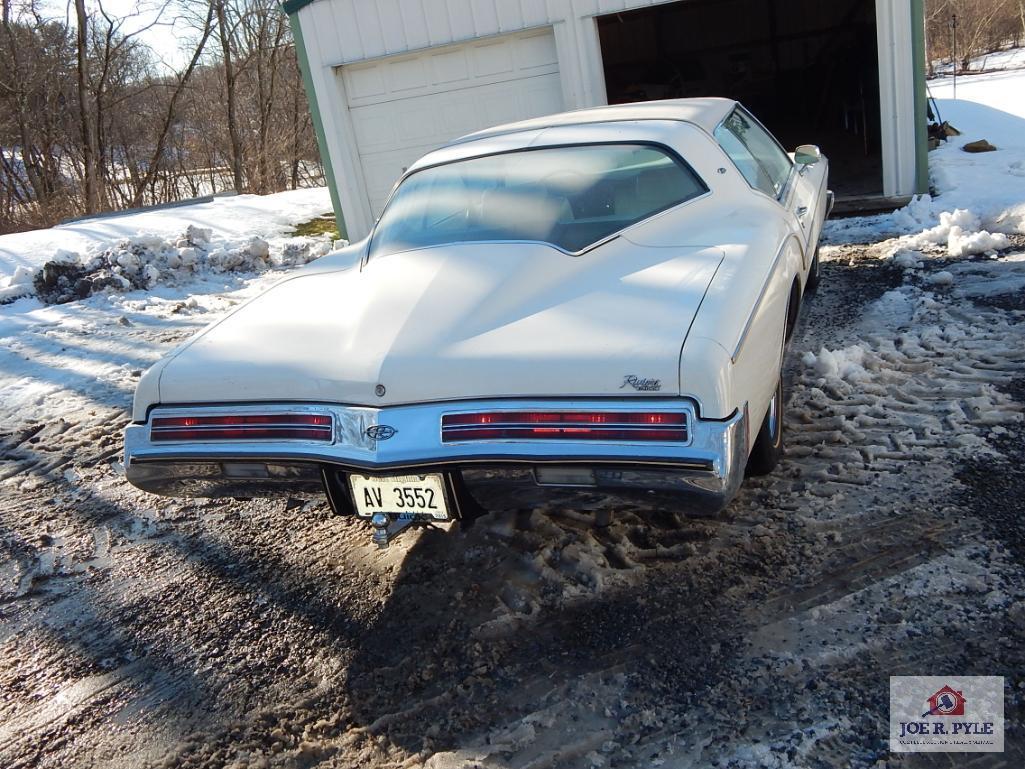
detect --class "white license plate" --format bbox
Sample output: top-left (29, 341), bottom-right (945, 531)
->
top-left (348, 473), bottom-right (450, 520)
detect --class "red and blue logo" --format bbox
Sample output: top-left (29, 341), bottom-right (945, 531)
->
top-left (921, 685), bottom-right (967, 717)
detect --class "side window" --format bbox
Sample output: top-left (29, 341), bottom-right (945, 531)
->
top-left (714, 108), bottom-right (792, 199)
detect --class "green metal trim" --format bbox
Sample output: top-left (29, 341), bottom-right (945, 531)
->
top-left (910, 0), bottom-right (930, 195)
top-left (282, 0), bottom-right (318, 16)
top-left (287, 9), bottom-right (348, 240)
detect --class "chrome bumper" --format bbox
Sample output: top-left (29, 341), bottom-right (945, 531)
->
top-left (124, 399), bottom-right (748, 516)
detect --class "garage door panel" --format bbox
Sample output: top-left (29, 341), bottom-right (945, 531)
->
top-left (521, 80), bottom-right (565, 117)
top-left (385, 55), bottom-right (429, 94)
top-left (431, 48), bottom-right (471, 85)
top-left (345, 64), bottom-right (387, 101)
top-left (516, 29), bottom-right (558, 69)
top-left (341, 29), bottom-right (564, 218)
top-left (472, 40), bottom-right (515, 77)
top-left (343, 28), bottom-right (560, 108)
top-left (362, 141), bottom-right (444, 210)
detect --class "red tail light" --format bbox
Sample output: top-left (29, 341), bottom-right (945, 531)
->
top-left (442, 411), bottom-right (688, 443)
top-left (151, 413), bottom-right (333, 442)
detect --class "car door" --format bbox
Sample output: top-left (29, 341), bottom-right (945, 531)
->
top-left (714, 107), bottom-right (814, 260)
top-left (791, 151), bottom-right (828, 253)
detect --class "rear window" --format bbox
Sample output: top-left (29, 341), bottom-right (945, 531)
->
top-left (368, 143), bottom-right (707, 258)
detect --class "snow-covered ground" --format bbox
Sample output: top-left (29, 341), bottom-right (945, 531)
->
top-left (0, 188), bottom-right (335, 424)
top-left (0, 188), bottom-right (334, 302)
top-left (0, 57), bottom-right (1024, 769)
top-left (829, 50), bottom-right (1025, 246)
top-left (932, 44), bottom-right (1025, 77)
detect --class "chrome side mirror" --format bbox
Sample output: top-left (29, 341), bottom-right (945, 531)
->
top-left (795, 144), bottom-right (822, 166)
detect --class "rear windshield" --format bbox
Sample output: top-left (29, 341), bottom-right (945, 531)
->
top-left (368, 143), bottom-right (707, 258)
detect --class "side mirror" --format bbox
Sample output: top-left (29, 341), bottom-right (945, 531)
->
top-left (795, 144), bottom-right (822, 166)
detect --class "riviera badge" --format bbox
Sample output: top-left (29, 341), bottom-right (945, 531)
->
top-left (366, 425), bottom-right (398, 440)
top-left (620, 375), bottom-right (661, 392)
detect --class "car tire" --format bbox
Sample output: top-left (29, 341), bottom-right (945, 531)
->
top-left (746, 371), bottom-right (784, 477)
top-left (806, 247), bottom-right (821, 293)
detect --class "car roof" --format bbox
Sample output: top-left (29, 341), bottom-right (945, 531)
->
top-left (450, 97), bottom-right (737, 146)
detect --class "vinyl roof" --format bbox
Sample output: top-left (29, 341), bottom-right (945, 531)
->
top-left (450, 98), bottom-right (738, 146)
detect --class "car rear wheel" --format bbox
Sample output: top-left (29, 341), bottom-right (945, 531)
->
top-left (746, 371), bottom-right (784, 476)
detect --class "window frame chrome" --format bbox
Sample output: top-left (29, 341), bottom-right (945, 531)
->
top-left (362, 140), bottom-right (711, 266)
top-left (713, 105), bottom-right (797, 206)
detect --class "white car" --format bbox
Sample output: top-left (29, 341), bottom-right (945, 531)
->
top-left (125, 98), bottom-right (831, 546)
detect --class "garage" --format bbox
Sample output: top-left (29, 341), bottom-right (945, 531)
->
top-left (597, 0), bottom-right (883, 198)
top-left (341, 30), bottom-right (564, 216)
top-left (285, 0), bottom-right (927, 240)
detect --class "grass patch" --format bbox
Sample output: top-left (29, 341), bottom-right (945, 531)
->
top-left (292, 215), bottom-right (340, 239)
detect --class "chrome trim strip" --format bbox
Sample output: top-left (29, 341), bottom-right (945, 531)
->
top-left (713, 105), bottom-right (795, 203)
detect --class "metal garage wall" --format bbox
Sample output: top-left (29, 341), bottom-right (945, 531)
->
top-left (290, 0), bottom-right (923, 238)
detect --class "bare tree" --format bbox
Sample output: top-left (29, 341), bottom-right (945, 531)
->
top-left (0, 0), bottom-right (323, 233)
top-left (74, 0), bottom-right (100, 213)
top-left (128, 2), bottom-right (215, 205)
top-left (214, 0), bottom-right (245, 192)
top-left (926, 0), bottom-right (1022, 71)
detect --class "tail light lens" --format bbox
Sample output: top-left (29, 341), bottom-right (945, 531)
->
top-left (151, 413), bottom-right (333, 442)
top-left (442, 411), bottom-right (687, 443)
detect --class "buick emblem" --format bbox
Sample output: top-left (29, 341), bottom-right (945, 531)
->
top-left (366, 424), bottom-right (398, 441)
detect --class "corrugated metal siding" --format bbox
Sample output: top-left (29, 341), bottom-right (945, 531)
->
top-left (300, 0), bottom-right (688, 66)
top-left (294, 0), bottom-right (921, 234)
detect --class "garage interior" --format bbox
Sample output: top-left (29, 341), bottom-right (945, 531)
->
top-left (597, 0), bottom-right (883, 198)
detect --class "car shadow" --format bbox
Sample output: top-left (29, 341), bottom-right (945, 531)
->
top-left (336, 501), bottom-right (755, 760)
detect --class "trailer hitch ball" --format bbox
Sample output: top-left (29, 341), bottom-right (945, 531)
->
top-left (371, 513), bottom-right (390, 548)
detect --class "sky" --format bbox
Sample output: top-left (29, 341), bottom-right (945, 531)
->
top-left (39, 0), bottom-right (197, 71)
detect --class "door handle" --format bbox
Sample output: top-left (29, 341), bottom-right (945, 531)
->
top-left (796, 206), bottom-right (809, 219)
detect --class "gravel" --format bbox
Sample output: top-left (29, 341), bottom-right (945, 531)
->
top-left (1, 243), bottom-right (1023, 768)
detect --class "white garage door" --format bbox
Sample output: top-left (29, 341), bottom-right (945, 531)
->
top-left (340, 29), bottom-right (564, 217)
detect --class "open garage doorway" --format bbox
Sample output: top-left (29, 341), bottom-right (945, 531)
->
top-left (597, 0), bottom-right (882, 198)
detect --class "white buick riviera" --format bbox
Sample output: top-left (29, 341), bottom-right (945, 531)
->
top-left (125, 98), bottom-right (831, 547)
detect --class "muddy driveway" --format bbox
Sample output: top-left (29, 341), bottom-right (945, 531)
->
top-left (1, 242), bottom-right (1024, 768)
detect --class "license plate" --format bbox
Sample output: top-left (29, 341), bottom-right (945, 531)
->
top-left (348, 473), bottom-right (450, 521)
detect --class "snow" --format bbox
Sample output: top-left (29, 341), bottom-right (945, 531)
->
top-left (826, 48), bottom-right (1025, 248)
top-left (1, 53), bottom-right (1025, 769)
top-left (801, 345), bottom-right (873, 383)
top-left (0, 187), bottom-right (338, 424)
top-left (0, 188), bottom-right (333, 296)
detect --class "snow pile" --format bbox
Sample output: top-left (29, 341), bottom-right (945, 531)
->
top-left (28, 227), bottom-right (334, 304)
top-left (0, 265), bottom-right (34, 302)
top-left (826, 54), bottom-right (1025, 249)
top-left (0, 187), bottom-right (334, 286)
top-left (0, 189), bottom-right (339, 305)
top-left (902, 207), bottom-right (1010, 257)
top-left (801, 344), bottom-right (874, 383)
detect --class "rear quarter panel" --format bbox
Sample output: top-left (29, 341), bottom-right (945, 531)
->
top-left (678, 198), bottom-right (803, 449)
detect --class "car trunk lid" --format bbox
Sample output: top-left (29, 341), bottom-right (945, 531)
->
top-left (157, 241), bottom-right (723, 407)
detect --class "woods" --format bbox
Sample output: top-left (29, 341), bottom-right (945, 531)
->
top-left (926, 0), bottom-right (1025, 72)
top-left (0, 0), bottom-right (323, 234)
top-left (3, 0), bottom-right (1025, 236)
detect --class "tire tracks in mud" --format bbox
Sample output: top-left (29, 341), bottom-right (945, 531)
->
top-left (0, 245), bottom-right (1023, 768)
